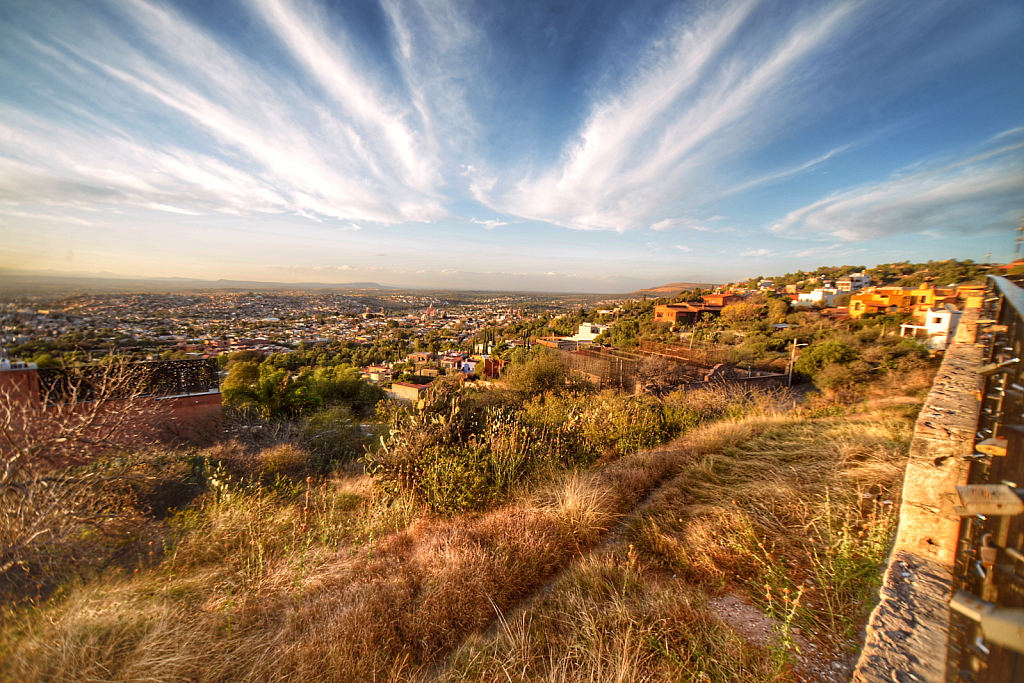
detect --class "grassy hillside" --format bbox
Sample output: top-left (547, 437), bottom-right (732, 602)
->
top-left (628, 281), bottom-right (721, 298)
top-left (1, 383), bottom-right (919, 682)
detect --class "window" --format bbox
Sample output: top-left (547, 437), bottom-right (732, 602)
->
top-left (933, 317), bottom-right (942, 324)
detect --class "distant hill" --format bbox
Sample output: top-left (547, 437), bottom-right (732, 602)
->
top-left (0, 269), bottom-right (400, 295)
top-left (628, 281), bottom-right (720, 298)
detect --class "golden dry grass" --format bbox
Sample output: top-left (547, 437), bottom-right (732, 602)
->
top-left (2, 425), bottom-right (699, 682)
top-left (428, 406), bottom-right (915, 682)
top-left (1, 400), bottom-right (916, 683)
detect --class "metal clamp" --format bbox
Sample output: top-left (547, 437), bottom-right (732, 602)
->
top-left (950, 590), bottom-right (1024, 655)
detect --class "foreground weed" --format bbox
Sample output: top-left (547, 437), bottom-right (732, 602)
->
top-left (807, 489), bottom-right (895, 641)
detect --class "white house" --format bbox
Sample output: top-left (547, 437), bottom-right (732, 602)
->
top-left (837, 272), bottom-right (871, 292)
top-left (793, 288), bottom-right (840, 308)
top-left (899, 304), bottom-right (962, 350)
top-left (568, 323), bottom-right (610, 344)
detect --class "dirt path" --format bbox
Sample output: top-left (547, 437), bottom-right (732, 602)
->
top-left (423, 438), bottom-right (697, 681)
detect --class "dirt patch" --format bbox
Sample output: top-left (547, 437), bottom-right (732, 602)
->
top-left (709, 592), bottom-right (860, 683)
top-left (708, 592), bottom-right (779, 647)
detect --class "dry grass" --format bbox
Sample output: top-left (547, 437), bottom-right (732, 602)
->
top-left (1, 398), bottom-right (916, 683)
top-left (2, 423), bottom-right (697, 682)
top-left (429, 406), bottom-right (915, 682)
top-left (433, 554), bottom-right (786, 683)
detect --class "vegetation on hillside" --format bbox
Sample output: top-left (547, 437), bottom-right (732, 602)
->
top-left (0, 325), bottom-right (937, 682)
top-left (2, 257), bottom-right (961, 681)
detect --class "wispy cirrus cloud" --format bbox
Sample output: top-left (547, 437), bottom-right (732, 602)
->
top-left (0, 0), bottom-right (478, 225)
top-left (496, 0), bottom-right (860, 231)
top-left (651, 218), bottom-right (712, 232)
top-left (770, 142), bottom-right (1024, 241)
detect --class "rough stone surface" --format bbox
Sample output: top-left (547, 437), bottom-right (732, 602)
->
top-left (853, 550), bottom-right (954, 683)
top-left (853, 312), bottom-right (982, 683)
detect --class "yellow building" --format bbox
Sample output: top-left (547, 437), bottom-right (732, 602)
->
top-left (849, 285), bottom-right (958, 319)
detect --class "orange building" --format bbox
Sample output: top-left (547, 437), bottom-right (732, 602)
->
top-left (955, 283), bottom-right (985, 309)
top-left (849, 285), bottom-right (958, 319)
top-left (701, 292), bottom-right (743, 307)
top-left (653, 303), bottom-right (724, 325)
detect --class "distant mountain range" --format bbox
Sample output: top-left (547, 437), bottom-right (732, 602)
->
top-left (0, 269), bottom-right (400, 295)
top-left (628, 281), bottom-right (721, 298)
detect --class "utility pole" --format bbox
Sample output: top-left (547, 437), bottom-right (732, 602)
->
top-left (788, 338), bottom-right (799, 388)
top-left (789, 338), bottom-right (809, 387)
top-left (1015, 218), bottom-right (1024, 262)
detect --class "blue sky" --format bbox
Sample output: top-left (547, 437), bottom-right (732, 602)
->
top-left (0, 0), bottom-right (1021, 292)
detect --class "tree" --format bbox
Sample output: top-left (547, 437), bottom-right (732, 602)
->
top-left (609, 319), bottom-right (639, 350)
top-left (719, 303), bottom-right (759, 328)
top-left (635, 355), bottom-right (681, 395)
top-left (766, 298), bottom-right (790, 324)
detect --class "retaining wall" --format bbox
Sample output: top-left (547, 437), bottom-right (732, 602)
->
top-left (853, 312), bottom-right (982, 682)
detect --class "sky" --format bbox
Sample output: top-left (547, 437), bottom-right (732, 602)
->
top-left (0, 0), bottom-right (1021, 293)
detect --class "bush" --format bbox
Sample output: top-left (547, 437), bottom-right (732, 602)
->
top-left (365, 382), bottom-right (696, 513)
top-left (794, 340), bottom-right (859, 378)
top-left (257, 443), bottom-right (307, 479)
top-left (814, 359), bottom-right (872, 391)
top-left (503, 350), bottom-right (593, 397)
top-left (300, 406), bottom-right (363, 473)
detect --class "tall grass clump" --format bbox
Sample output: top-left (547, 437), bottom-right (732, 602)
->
top-left (627, 409), bottom-right (912, 654)
top-left (432, 404), bottom-right (916, 682)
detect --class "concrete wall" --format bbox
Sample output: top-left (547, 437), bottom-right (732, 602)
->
top-left (853, 311), bottom-right (981, 682)
top-left (1, 367), bottom-right (223, 449)
top-left (152, 392), bottom-right (223, 445)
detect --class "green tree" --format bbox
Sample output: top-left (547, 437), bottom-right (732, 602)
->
top-left (719, 303), bottom-right (759, 329)
top-left (609, 320), bottom-right (639, 350)
top-left (766, 298), bottom-right (790, 324)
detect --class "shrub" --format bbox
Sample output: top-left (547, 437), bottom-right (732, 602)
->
top-left (300, 406), bottom-right (362, 473)
top-left (257, 443), bottom-right (306, 480)
top-left (814, 359), bottom-right (872, 391)
top-left (502, 350), bottom-right (593, 397)
top-left (794, 340), bottom-right (859, 379)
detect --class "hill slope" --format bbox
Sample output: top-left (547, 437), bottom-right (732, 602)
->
top-left (629, 281), bottom-right (720, 298)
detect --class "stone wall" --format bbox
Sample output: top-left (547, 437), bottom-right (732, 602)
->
top-left (853, 312), bottom-right (982, 682)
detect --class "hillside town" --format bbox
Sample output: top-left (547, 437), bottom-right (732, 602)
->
top-left (0, 259), bottom-right (1000, 400)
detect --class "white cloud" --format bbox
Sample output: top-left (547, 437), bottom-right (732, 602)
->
top-left (0, 0), bottom-right (468, 226)
top-left (712, 143), bottom-right (853, 200)
top-left (498, 0), bottom-right (859, 231)
top-left (674, 244), bottom-right (693, 252)
top-left (740, 248), bottom-right (773, 258)
top-left (470, 218), bottom-right (509, 229)
top-left (651, 217), bottom-right (711, 232)
top-left (771, 143), bottom-right (1024, 241)
top-left (0, 207), bottom-right (97, 226)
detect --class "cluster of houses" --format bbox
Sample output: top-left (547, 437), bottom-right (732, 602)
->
top-left (368, 348), bottom-right (512, 401)
top-left (747, 273), bottom-right (982, 351)
top-left (535, 322), bottom-right (612, 351)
